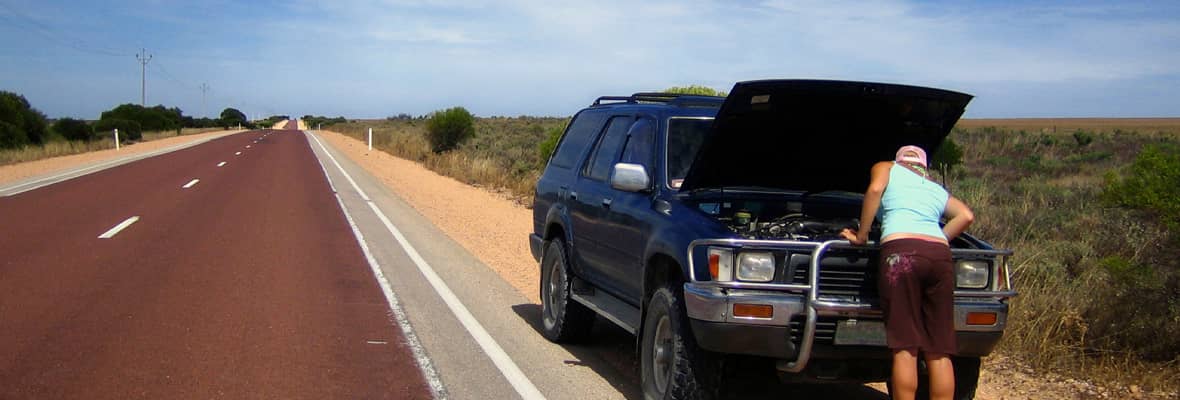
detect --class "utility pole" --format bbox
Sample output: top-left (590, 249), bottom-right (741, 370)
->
top-left (199, 83), bottom-right (210, 118)
top-left (136, 48), bottom-right (152, 106)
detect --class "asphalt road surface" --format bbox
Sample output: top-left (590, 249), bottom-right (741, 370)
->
top-left (0, 120), bottom-right (890, 399)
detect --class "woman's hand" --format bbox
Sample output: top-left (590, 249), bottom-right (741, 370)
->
top-left (841, 228), bottom-right (867, 245)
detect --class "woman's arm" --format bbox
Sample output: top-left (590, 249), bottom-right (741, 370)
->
top-left (841, 161), bottom-right (892, 245)
top-left (942, 195), bottom-right (975, 241)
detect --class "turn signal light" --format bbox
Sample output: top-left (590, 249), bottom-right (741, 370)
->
top-left (709, 253), bottom-right (720, 280)
top-left (733, 304), bottom-right (773, 319)
top-left (966, 312), bottom-right (997, 326)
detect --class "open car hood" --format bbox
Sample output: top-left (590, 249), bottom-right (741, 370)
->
top-left (679, 80), bottom-right (972, 193)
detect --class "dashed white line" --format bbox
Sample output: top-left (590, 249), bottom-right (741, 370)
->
top-left (98, 216), bottom-right (140, 239)
top-left (182, 179), bottom-right (200, 189)
top-left (217, 161), bottom-right (227, 167)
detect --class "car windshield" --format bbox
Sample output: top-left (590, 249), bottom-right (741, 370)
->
top-left (665, 118), bottom-right (713, 189)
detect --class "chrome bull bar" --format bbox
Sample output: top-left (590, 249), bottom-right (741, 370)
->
top-left (686, 239), bottom-right (1017, 373)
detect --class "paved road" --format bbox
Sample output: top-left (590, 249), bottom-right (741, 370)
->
top-left (0, 121), bottom-right (429, 399)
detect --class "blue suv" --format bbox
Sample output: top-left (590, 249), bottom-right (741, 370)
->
top-left (529, 80), bottom-right (1015, 400)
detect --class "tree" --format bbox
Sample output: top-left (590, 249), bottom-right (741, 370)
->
top-left (53, 118), bottom-right (94, 141)
top-left (0, 91), bottom-right (49, 148)
top-left (220, 108), bottom-right (247, 128)
top-left (100, 103), bottom-right (181, 132)
top-left (425, 106), bottom-right (475, 153)
top-left (664, 85), bottom-right (727, 97)
top-left (93, 119), bottom-right (143, 141)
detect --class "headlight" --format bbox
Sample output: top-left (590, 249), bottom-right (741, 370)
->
top-left (955, 260), bottom-right (990, 289)
top-left (737, 252), bottom-right (776, 282)
top-left (708, 247), bottom-right (733, 281)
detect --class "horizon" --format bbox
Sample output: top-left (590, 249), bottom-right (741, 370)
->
top-left (2, 0), bottom-right (1178, 120)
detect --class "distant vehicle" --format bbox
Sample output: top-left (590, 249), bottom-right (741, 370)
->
top-left (528, 80), bottom-right (1015, 400)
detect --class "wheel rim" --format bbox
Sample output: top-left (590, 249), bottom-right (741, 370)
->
top-left (546, 257), bottom-right (562, 322)
top-left (651, 315), bottom-right (672, 395)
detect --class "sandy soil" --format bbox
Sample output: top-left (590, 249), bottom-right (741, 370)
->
top-left (0, 130), bottom-right (244, 187)
top-left (317, 129), bottom-right (541, 303)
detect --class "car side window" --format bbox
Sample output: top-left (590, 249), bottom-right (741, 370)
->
top-left (620, 118), bottom-right (655, 168)
top-left (550, 111), bottom-right (608, 169)
top-left (583, 116), bottom-right (633, 181)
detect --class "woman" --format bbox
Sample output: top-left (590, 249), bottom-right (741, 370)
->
top-left (840, 145), bottom-right (974, 400)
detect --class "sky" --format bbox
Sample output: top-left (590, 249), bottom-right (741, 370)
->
top-left (1, 0), bottom-right (1177, 120)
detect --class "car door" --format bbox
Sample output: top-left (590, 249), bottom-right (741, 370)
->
top-left (568, 115), bottom-right (633, 288)
top-left (593, 117), bottom-right (657, 304)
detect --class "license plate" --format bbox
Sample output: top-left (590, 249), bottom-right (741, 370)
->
top-left (833, 319), bottom-right (887, 346)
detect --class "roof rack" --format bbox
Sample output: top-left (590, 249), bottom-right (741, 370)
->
top-left (591, 92), bottom-right (724, 107)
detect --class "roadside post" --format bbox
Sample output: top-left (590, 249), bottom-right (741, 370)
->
top-left (114, 129), bottom-right (120, 150)
top-left (368, 128), bottom-right (373, 152)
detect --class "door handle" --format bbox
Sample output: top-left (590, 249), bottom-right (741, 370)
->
top-left (568, 191), bottom-right (578, 200)
top-left (602, 198), bottom-right (613, 208)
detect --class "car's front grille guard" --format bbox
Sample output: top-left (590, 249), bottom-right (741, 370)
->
top-left (686, 239), bottom-right (1016, 373)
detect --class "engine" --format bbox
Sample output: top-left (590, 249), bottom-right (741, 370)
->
top-left (726, 212), bottom-right (858, 241)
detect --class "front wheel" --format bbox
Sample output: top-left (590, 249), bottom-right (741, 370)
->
top-left (539, 238), bottom-right (595, 343)
top-left (641, 285), bottom-right (720, 400)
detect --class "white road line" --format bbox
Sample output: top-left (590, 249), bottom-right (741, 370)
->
top-left (98, 216), bottom-right (140, 239)
top-left (308, 136), bottom-right (446, 399)
top-left (182, 179), bottom-right (200, 189)
top-left (217, 161), bottom-right (227, 167)
top-left (307, 131), bottom-right (545, 400)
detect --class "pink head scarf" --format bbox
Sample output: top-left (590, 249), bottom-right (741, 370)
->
top-left (895, 145), bottom-right (928, 167)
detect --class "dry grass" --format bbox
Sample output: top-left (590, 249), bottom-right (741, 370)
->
top-left (947, 123), bottom-right (1180, 392)
top-left (0, 127), bottom-right (228, 167)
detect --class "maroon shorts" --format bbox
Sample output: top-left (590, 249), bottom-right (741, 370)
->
top-left (878, 238), bottom-right (957, 355)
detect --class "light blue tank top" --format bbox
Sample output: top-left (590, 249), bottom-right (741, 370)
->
top-left (879, 163), bottom-right (948, 240)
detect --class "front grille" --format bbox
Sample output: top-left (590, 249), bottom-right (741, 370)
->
top-left (787, 249), bottom-right (879, 300)
top-left (789, 317), bottom-right (839, 344)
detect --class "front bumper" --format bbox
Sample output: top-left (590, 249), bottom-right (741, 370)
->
top-left (685, 283), bottom-right (1009, 359)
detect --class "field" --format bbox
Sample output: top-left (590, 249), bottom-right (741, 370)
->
top-left (328, 116), bottom-right (1180, 392)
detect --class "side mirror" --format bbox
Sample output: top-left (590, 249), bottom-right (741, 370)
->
top-left (611, 163), bottom-right (651, 192)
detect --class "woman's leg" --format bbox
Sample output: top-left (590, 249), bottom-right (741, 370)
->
top-left (891, 349), bottom-right (918, 400)
top-left (925, 353), bottom-right (955, 400)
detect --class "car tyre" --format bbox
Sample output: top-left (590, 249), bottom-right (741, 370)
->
top-left (641, 285), bottom-right (720, 400)
top-left (540, 238), bottom-right (595, 343)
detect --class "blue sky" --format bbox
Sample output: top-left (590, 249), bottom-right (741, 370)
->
top-left (1, 0), bottom-right (1177, 119)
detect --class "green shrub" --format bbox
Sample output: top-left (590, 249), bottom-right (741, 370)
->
top-left (53, 118), bottom-right (94, 141)
top-left (0, 91), bottom-right (49, 148)
top-left (1102, 143), bottom-right (1180, 231)
top-left (93, 119), bottom-right (143, 141)
top-left (664, 85), bottom-right (727, 97)
top-left (425, 106), bottom-right (475, 153)
top-left (537, 122), bottom-right (566, 165)
top-left (931, 138), bottom-right (963, 181)
top-left (1073, 129), bottom-right (1094, 147)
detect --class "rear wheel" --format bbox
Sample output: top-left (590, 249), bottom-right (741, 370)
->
top-left (641, 285), bottom-right (720, 400)
top-left (539, 238), bottom-right (595, 343)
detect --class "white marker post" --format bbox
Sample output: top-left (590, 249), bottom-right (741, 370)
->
top-left (114, 129), bottom-right (120, 150)
top-left (368, 128), bottom-right (373, 152)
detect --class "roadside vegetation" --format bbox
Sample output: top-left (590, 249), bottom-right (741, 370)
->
top-left (0, 89), bottom-right (283, 166)
top-left (324, 112), bottom-right (1180, 393)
